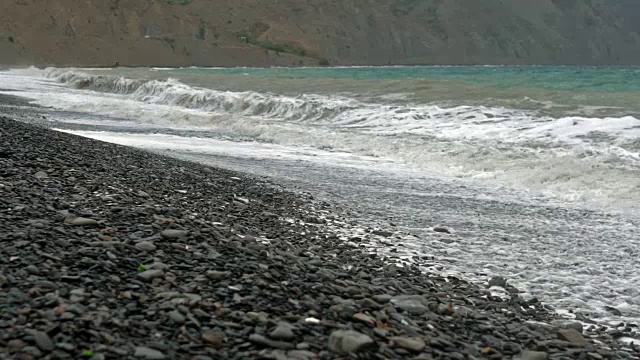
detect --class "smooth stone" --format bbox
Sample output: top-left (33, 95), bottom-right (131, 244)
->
top-left (26, 265), bottom-right (40, 275)
top-left (23, 346), bottom-right (42, 357)
top-left (316, 269), bottom-right (336, 281)
top-left (60, 312), bottom-right (75, 320)
top-left (362, 298), bottom-right (383, 309)
top-left (135, 241), bottom-right (157, 252)
top-left (390, 295), bottom-right (430, 315)
top-left (489, 276), bottom-right (508, 288)
top-left (137, 270), bottom-right (165, 282)
top-left (34, 171), bottom-right (49, 179)
top-left (455, 306), bottom-right (474, 317)
top-left (71, 217), bottom-right (98, 226)
top-left (353, 312), bottom-right (376, 326)
top-left (7, 339), bottom-right (25, 352)
top-left (56, 343), bottom-right (76, 351)
top-left (160, 229), bottom-right (188, 239)
top-left (372, 294), bottom-right (392, 304)
top-left (517, 350), bottom-right (548, 360)
top-left (557, 329), bottom-right (587, 347)
top-left (206, 270), bottom-right (230, 281)
top-left (247, 311), bottom-right (269, 323)
top-left (288, 350), bottom-right (318, 359)
top-left (249, 334), bottom-right (294, 350)
top-left (390, 337), bottom-right (426, 352)
top-left (328, 330), bottom-right (375, 355)
top-left (31, 331), bottom-right (54, 351)
top-left (202, 331), bottom-right (224, 348)
top-left (437, 303), bottom-right (454, 315)
top-left (134, 346), bottom-right (166, 359)
top-left (552, 320), bottom-right (584, 333)
top-left (270, 323), bottom-right (296, 341)
top-left (168, 310), bottom-right (185, 324)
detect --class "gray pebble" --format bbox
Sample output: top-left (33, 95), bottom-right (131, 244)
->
top-left (489, 276), bottom-right (507, 288)
top-left (270, 322), bottom-right (295, 341)
top-left (390, 295), bottom-right (430, 315)
top-left (160, 229), bottom-right (188, 239)
top-left (135, 241), bottom-right (157, 252)
top-left (134, 346), bottom-right (166, 359)
top-left (206, 270), bottom-right (230, 281)
top-left (137, 269), bottom-right (165, 281)
top-left (517, 350), bottom-right (548, 360)
top-left (328, 330), bottom-right (375, 355)
top-left (372, 294), bottom-right (392, 304)
top-left (168, 310), bottom-right (186, 324)
top-left (31, 331), bottom-right (54, 351)
top-left (249, 334), bottom-right (294, 350)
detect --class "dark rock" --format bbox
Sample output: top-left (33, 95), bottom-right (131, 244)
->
top-left (604, 306), bottom-right (623, 316)
top-left (557, 329), bottom-right (587, 347)
top-left (160, 229), bottom-right (188, 239)
top-left (433, 226), bottom-right (450, 233)
top-left (249, 334), bottom-right (295, 350)
top-left (135, 241), bottom-right (157, 252)
top-left (372, 230), bottom-right (393, 237)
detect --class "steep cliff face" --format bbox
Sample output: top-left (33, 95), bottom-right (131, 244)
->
top-left (1, 0), bottom-right (639, 66)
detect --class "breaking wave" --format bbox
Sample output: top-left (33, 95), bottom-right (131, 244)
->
top-left (38, 69), bottom-right (640, 210)
top-left (46, 68), bottom-right (546, 133)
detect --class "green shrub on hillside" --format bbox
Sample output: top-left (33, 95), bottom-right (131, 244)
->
top-left (167, 0), bottom-right (192, 5)
top-left (237, 32), bottom-right (308, 57)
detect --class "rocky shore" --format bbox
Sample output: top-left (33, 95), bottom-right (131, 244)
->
top-left (0, 116), bottom-right (637, 359)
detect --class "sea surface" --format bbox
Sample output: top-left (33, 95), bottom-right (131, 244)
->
top-left (2, 66), bottom-right (640, 327)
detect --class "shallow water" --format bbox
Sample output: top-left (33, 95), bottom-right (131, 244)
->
top-left (1, 66), bottom-right (639, 326)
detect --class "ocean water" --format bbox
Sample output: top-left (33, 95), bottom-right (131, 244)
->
top-left (2, 66), bottom-right (640, 327)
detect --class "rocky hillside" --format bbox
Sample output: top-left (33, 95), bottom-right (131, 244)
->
top-left (1, 0), bottom-right (640, 66)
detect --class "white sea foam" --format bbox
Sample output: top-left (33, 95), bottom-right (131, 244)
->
top-left (3, 68), bottom-right (640, 210)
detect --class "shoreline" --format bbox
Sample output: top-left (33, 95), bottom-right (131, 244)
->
top-left (1, 116), bottom-right (637, 359)
top-left (6, 64), bottom-right (640, 71)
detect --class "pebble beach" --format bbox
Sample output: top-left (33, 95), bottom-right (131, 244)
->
top-left (1, 115), bottom-right (639, 359)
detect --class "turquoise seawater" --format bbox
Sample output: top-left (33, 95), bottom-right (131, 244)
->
top-left (177, 66), bottom-right (640, 93)
top-left (116, 66), bottom-right (640, 119)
